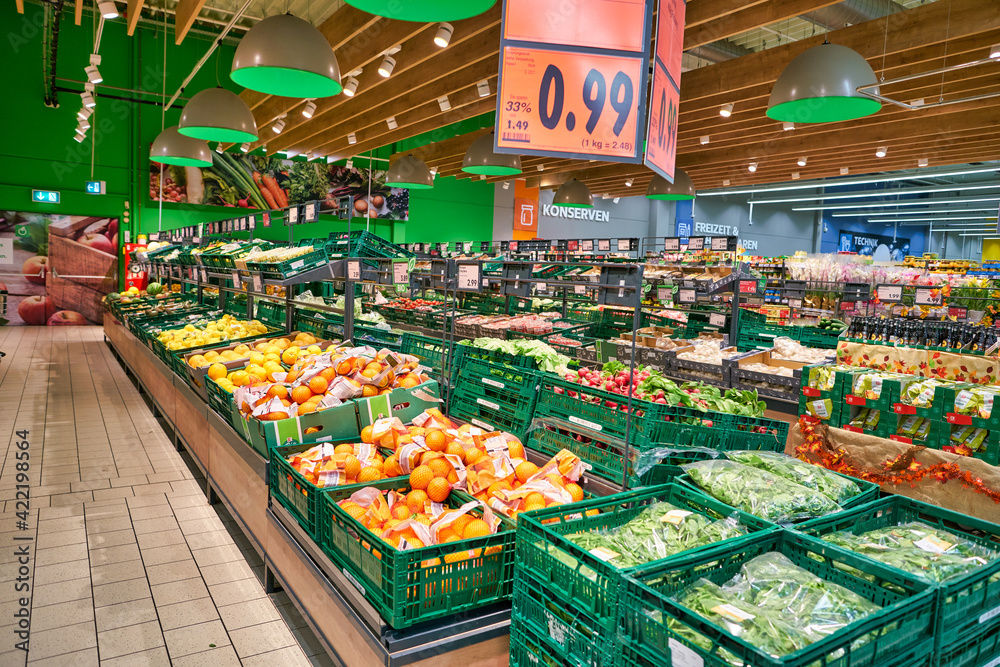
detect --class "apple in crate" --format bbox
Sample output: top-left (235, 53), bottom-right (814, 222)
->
top-left (48, 310), bottom-right (89, 326)
top-left (79, 233), bottom-right (115, 255)
top-left (22, 256), bottom-right (48, 285)
top-left (17, 296), bottom-right (56, 325)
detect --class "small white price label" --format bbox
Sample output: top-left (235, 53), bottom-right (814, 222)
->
top-left (598, 239), bottom-right (610, 252)
top-left (678, 289), bottom-right (697, 304)
top-left (877, 285), bottom-right (904, 303)
top-left (709, 313), bottom-right (726, 328)
top-left (915, 288), bottom-right (942, 306)
top-left (231, 271), bottom-right (240, 285)
top-left (347, 261), bottom-right (361, 281)
top-left (304, 203), bottom-right (316, 221)
top-left (664, 237), bottom-right (680, 251)
top-left (668, 638), bottom-right (704, 667)
top-left (580, 239), bottom-right (593, 252)
top-left (252, 273), bottom-right (263, 293)
top-left (617, 239), bottom-right (631, 251)
top-left (457, 263), bottom-right (480, 291)
top-left (201, 267), bottom-right (209, 283)
top-left (788, 298), bottom-right (803, 309)
top-left (711, 236), bottom-right (728, 251)
top-left (288, 207), bottom-right (299, 224)
top-left (574, 284), bottom-right (586, 295)
top-left (463, 242), bottom-right (472, 253)
top-left (393, 262), bottom-right (409, 285)
top-left (657, 287), bottom-right (671, 302)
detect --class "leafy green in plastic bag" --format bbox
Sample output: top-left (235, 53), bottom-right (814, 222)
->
top-left (725, 451), bottom-right (862, 505)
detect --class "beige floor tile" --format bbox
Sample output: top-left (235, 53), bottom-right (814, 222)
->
top-left (170, 645), bottom-right (242, 667)
top-left (209, 577), bottom-right (267, 608)
top-left (89, 543), bottom-right (140, 567)
top-left (32, 558), bottom-right (90, 586)
top-left (141, 542), bottom-right (192, 566)
top-left (22, 621), bottom-right (96, 660)
top-left (34, 542), bottom-right (87, 567)
top-left (35, 528), bottom-right (86, 550)
top-left (145, 471), bottom-right (186, 484)
top-left (49, 491), bottom-right (94, 506)
top-left (192, 544), bottom-right (243, 568)
top-left (157, 597), bottom-right (221, 632)
top-left (126, 493), bottom-right (170, 508)
top-left (198, 560), bottom-right (255, 587)
top-left (218, 597), bottom-right (282, 631)
top-left (132, 482), bottom-right (174, 497)
top-left (93, 576), bottom-right (151, 608)
top-left (25, 647), bottom-right (98, 667)
top-left (167, 494), bottom-right (210, 510)
top-left (36, 515), bottom-right (84, 533)
top-left (128, 504), bottom-right (175, 522)
top-left (184, 530), bottom-right (233, 551)
top-left (70, 479), bottom-right (109, 492)
top-left (91, 558), bottom-right (147, 586)
top-left (109, 475), bottom-right (149, 489)
top-left (136, 528), bottom-right (186, 551)
top-left (82, 500), bottom-right (129, 515)
top-left (29, 598), bottom-right (95, 633)
top-left (84, 515), bottom-right (132, 534)
top-left (179, 516), bottom-right (226, 536)
top-left (94, 597), bottom-right (159, 633)
top-left (32, 577), bottom-right (92, 608)
top-left (151, 577), bottom-right (210, 607)
top-left (169, 479), bottom-right (207, 496)
top-left (171, 505), bottom-right (218, 522)
top-left (229, 621), bottom-right (301, 660)
top-left (91, 487), bottom-right (133, 501)
top-left (146, 559), bottom-right (202, 587)
top-left (86, 528), bottom-right (135, 550)
top-left (97, 620), bottom-right (165, 659)
top-left (97, 646), bottom-right (170, 667)
top-left (164, 619), bottom-right (231, 659)
top-left (132, 517), bottom-right (179, 535)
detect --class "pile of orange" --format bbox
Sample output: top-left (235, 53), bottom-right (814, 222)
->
top-left (286, 442), bottom-right (395, 488)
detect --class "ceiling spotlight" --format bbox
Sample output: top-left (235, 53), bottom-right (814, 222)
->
top-left (215, 144), bottom-right (224, 154)
top-left (74, 133), bottom-right (86, 143)
top-left (723, 179), bottom-right (730, 186)
top-left (910, 98), bottom-right (925, 109)
top-left (78, 116), bottom-right (91, 130)
top-left (840, 167), bottom-right (849, 175)
top-left (476, 80), bottom-right (491, 98)
top-left (613, 197), bottom-right (620, 204)
top-left (537, 164), bottom-right (544, 172)
top-left (346, 159), bottom-right (353, 169)
top-left (386, 116), bottom-right (398, 130)
top-left (272, 116), bottom-right (286, 133)
top-left (434, 23), bottom-right (454, 48)
top-left (719, 103), bottom-right (734, 117)
top-left (783, 122), bottom-right (795, 131)
top-left (343, 77), bottom-right (359, 97)
top-left (75, 124), bottom-right (87, 136)
top-left (876, 146), bottom-right (887, 158)
top-left (77, 106), bottom-right (93, 120)
top-left (240, 142), bottom-right (250, 152)
top-left (991, 44), bottom-right (1000, 59)
top-left (302, 100), bottom-right (317, 118)
top-left (503, 181), bottom-right (510, 190)
top-left (791, 172), bottom-right (800, 180)
top-left (348, 132), bottom-right (357, 145)
top-left (700, 136), bottom-right (710, 145)
top-left (797, 156), bottom-right (807, 167)
top-left (98, 0), bottom-right (118, 19)
top-left (748, 162), bottom-right (758, 173)
top-left (625, 178), bottom-right (634, 187)
top-left (479, 175), bottom-right (486, 180)
top-left (430, 167), bottom-right (438, 177)
top-left (918, 158), bottom-right (929, 167)
top-left (378, 55), bottom-right (396, 78)
top-left (81, 91), bottom-right (96, 108)
top-left (85, 65), bottom-right (102, 85)
top-left (438, 95), bottom-right (451, 112)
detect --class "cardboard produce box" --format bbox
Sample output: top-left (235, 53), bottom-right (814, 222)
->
top-left (728, 350), bottom-right (807, 402)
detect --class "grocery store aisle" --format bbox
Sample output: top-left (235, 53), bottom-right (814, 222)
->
top-left (0, 326), bottom-right (333, 666)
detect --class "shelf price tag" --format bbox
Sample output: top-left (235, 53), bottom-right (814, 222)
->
top-left (709, 313), bottom-right (726, 328)
top-left (392, 262), bottom-right (409, 285)
top-left (262, 212), bottom-right (271, 228)
top-left (201, 267), bottom-right (209, 283)
top-left (876, 285), bottom-right (904, 303)
top-left (231, 271), bottom-right (240, 286)
top-left (287, 206), bottom-right (299, 225)
top-left (457, 263), bottom-right (481, 292)
top-left (687, 237), bottom-right (704, 251)
top-left (598, 239), bottom-right (610, 252)
top-left (574, 284), bottom-right (587, 295)
top-left (657, 287), bottom-right (671, 302)
top-left (346, 261), bottom-right (361, 281)
top-left (738, 280), bottom-right (758, 295)
top-left (617, 239), bottom-right (632, 251)
top-left (663, 237), bottom-right (680, 251)
top-left (788, 298), bottom-right (803, 309)
top-left (463, 242), bottom-right (473, 254)
top-left (915, 288), bottom-right (942, 306)
top-left (711, 236), bottom-right (729, 251)
top-left (677, 288), bottom-right (697, 304)
top-left (252, 273), bottom-right (263, 294)
top-left (304, 202), bottom-right (317, 222)
top-left (580, 239), bottom-right (594, 252)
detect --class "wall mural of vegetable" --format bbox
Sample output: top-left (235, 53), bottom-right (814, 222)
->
top-left (148, 157), bottom-right (410, 220)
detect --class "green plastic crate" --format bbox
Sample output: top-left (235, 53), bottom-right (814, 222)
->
top-left (797, 495), bottom-right (1000, 657)
top-left (352, 324), bottom-right (403, 350)
top-left (515, 483), bottom-right (777, 634)
top-left (205, 375), bottom-right (236, 423)
top-left (453, 341), bottom-right (539, 371)
top-left (939, 384), bottom-right (1000, 431)
top-left (268, 441), bottom-right (325, 538)
top-left (936, 623), bottom-right (1000, 667)
top-left (318, 477), bottom-right (516, 628)
top-left (925, 422), bottom-right (1000, 466)
top-left (400, 332), bottom-right (449, 377)
top-left (620, 529), bottom-right (936, 667)
top-left (453, 357), bottom-right (539, 413)
top-left (246, 247), bottom-right (328, 279)
top-left (845, 373), bottom-right (922, 413)
top-left (448, 394), bottom-right (534, 440)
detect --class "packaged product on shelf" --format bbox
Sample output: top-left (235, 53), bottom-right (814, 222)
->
top-left (863, 409), bottom-right (881, 431)
top-left (895, 416), bottom-right (930, 442)
top-left (900, 377), bottom-right (957, 408)
top-left (849, 408), bottom-right (870, 430)
top-left (949, 425), bottom-right (988, 453)
top-left (953, 386), bottom-right (997, 419)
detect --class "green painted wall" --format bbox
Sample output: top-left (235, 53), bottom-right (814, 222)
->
top-left (0, 2), bottom-right (495, 247)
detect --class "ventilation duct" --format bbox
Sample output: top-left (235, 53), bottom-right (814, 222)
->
top-left (686, 39), bottom-right (753, 64)
top-left (802, 0), bottom-right (906, 30)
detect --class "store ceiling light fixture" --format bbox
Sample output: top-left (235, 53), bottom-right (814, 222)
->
top-left (347, 132), bottom-right (357, 144)
top-left (834, 207), bottom-right (1000, 218)
top-left (179, 87), bottom-right (259, 142)
top-left (918, 158), bottom-right (929, 167)
top-left (840, 167), bottom-right (850, 175)
top-left (240, 142), bottom-right (250, 152)
top-left (863, 215), bottom-right (999, 223)
top-left (215, 144), bottom-right (224, 154)
top-left (78, 116), bottom-right (91, 130)
top-left (537, 164), bottom-right (544, 172)
top-left (387, 154), bottom-right (434, 189)
top-left (98, 0), bottom-right (118, 19)
top-left (794, 196), bottom-right (1000, 212)
top-left (462, 132), bottom-right (521, 176)
top-left (149, 126), bottom-right (213, 167)
top-left (748, 162), bottom-right (757, 173)
top-left (77, 106), bottom-right (92, 120)
top-left (646, 169), bottom-right (696, 201)
top-left (74, 133), bottom-right (86, 143)
top-left (230, 14), bottom-right (342, 98)
top-left (346, 159), bottom-right (354, 169)
top-left (75, 124), bottom-right (87, 136)
top-left (553, 179), bottom-right (593, 208)
top-left (378, 55), bottom-right (396, 78)
top-left (302, 100), bottom-right (317, 118)
top-left (272, 115), bottom-right (286, 133)
top-left (783, 122), bottom-right (795, 131)
top-left (992, 44), bottom-right (1000, 59)
top-left (476, 80), bottom-right (491, 98)
top-left (437, 95), bottom-right (451, 112)
top-left (85, 55), bottom-right (103, 84)
top-left (719, 103), bottom-right (734, 117)
top-left (767, 42), bottom-right (881, 122)
top-left (386, 116), bottom-right (398, 130)
top-left (503, 181), bottom-right (509, 190)
top-left (343, 0), bottom-right (497, 22)
top-left (700, 136), bottom-right (710, 145)
top-left (797, 157), bottom-right (807, 167)
top-left (876, 146), bottom-right (887, 158)
top-left (625, 178), bottom-right (634, 187)
top-left (434, 23), bottom-right (454, 47)
top-left (792, 172), bottom-right (800, 180)
top-left (752, 183), bottom-right (1000, 205)
top-left (343, 76), bottom-right (359, 97)
top-left (723, 179), bottom-right (730, 186)
top-left (81, 91), bottom-right (96, 108)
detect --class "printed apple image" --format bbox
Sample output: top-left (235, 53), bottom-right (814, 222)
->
top-left (18, 296), bottom-right (57, 325)
top-left (22, 256), bottom-right (48, 285)
top-left (79, 232), bottom-right (115, 255)
top-left (107, 218), bottom-right (119, 239)
top-left (112, 233), bottom-right (118, 248)
top-left (48, 310), bottom-right (89, 326)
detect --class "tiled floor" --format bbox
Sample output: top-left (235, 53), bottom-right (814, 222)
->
top-left (0, 326), bottom-right (333, 666)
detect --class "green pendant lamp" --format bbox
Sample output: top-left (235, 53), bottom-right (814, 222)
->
top-left (553, 179), bottom-right (593, 208)
top-left (231, 15), bottom-right (342, 98)
top-left (179, 88), bottom-right (258, 143)
top-left (646, 169), bottom-right (695, 200)
top-left (767, 42), bottom-right (881, 123)
top-left (150, 126), bottom-right (213, 167)
top-left (387, 155), bottom-right (434, 189)
top-left (345, 0), bottom-right (497, 22)
top-left (462, 133), bottom-right (522, 176)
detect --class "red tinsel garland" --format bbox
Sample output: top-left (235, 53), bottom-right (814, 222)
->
top-left (795, 417), bottom-right (1000, 504)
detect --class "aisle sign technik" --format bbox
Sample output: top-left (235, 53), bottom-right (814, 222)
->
top-left (644, 0), bottom-right (686, 182)
top-left (495, 0), bottom-right (654, 163)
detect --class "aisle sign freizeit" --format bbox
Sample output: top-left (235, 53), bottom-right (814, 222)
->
top-left (496, 0), bottom-right (653, 163)
top-left (644, 0), bottom-right (685, 181)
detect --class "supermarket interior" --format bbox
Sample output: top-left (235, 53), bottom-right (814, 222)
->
top-left (3, 0), bottom-right (1000, 666)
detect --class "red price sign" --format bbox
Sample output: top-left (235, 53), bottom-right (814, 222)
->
top-left (497, 46), bottom-right (644, 161)
top-left (503, 0), bottom-right (650, 52)
top-left (644, 0), bottom-right (685, 180)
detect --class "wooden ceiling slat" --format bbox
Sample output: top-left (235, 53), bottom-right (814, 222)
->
top-left (74, 0), bottom-right (82, 24)
top-left (684, 0), bottom-right (769, 29)
top-left (684, 0), bottom-right (843, 50)
top-left (174, 0), bottom-right (207, 45)
top-left (127, 0), bottom-right (144, 36)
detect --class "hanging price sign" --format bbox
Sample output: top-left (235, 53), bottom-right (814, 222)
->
top-left (876, 284), bottom-right (904, 303)
top-left (663, 237), bottom-right (680, 251)
top-left (304, 202), bottom-right (318, 222)
top-left (788, 298), bottom-right (803, 309)
top-left (496, 0), bottom-right (652, 163)
top-left (915, 288), bottom-right (943, 306)
top-left (677, 288), bottom-right (697, 304)
top-left (709, 313), bottom-right (726, 328)
top-left (598, 239), bottom-right (610, 252)
top-left (580, 239), bottom-right (594, 252)
top-left (644, 0), bottom-right (684, 181)
top-left (457, 263), bottom-right (481, 291)
top-left (287, 206), bottom-right (299, 225)
top-left (711, 236), bottom-right (729, 251)
top-left (687, 237), bottom-right (704, 251)
top-left (393, 262), bottom-right (409, 285)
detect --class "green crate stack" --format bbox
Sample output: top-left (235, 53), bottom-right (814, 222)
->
top-left (352, 324), bottom-right (403, 350)
top-left (936, 626), bottom-right (1000, 667)
top-left (841, 405), bottom-right (899, 439)
top-left (515, 484), bottom-right (777, 667)
top-left (926, 421), bottom-right (1000, 465)
top-left (844, 373), bottom-right (922, 413)
top-left (798, 365), bottom-right (875, 424)
top-left (452, 341), bottom-right (539, 371)
top-left (448, 357), bottom-right (539, 439)
top-left (399, 332), bottom-right (449, 380)
top-left (246, 247), bottom-right (328, 279)
top-left (268, 442), bottom-right (328, 538)
top-left (254, 300), bottom-right (286, 327)
top-left (796, 495), bottom-right (1000, 664)
top-left (317, 478), bottom-right (516, 628)
top-left (619, 529), bottom-right (937, 667)
top-left (936, 384), bottom-right (1000, 430)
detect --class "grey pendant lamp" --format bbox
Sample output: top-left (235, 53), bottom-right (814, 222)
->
top-left (767, 42), bottom-right (881, 123)
top-left (150, 126), bottom-right (213, 167)
top-left (179, 88), bottom-right (258, 143)
top-left (646, 169), bottom-right (695, 200)
top-left (553, 179), bottom-right (593, 208)
top-left (387, 155), bottom-right (434, 189)
top-left (231, 15), bottom-right (342, 98)
top-left (345, 0), bottom-right (497, 22)
top-left (462, 133), bottom-right (522, 176)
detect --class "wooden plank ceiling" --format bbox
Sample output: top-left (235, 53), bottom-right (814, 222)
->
top-left (187, 0), bottom-right (1000, 197)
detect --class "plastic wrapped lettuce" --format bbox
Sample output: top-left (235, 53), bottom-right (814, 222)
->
top-left (682, 460), bottom-right (841, 523)
top-left (466, 337), bottom-right (571, 372)
top-left (725, 451), bottom-right (862, 505)
top-left (669, 553), bottom-right (881, 664)
top-left (821, 522), bottom-right (1000, 583)
top-left (563, 501), bottom-right (749, 569)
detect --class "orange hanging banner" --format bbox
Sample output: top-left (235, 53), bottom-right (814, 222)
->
top-left (502, 0), bottom-right (651, 53)
top-left (645, 0), bottom-right (686, 182)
